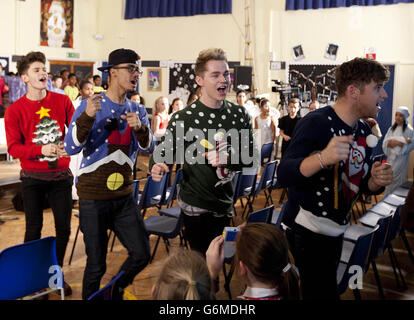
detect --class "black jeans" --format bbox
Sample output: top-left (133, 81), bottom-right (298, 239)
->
top-left (21, 177), bottom-right (73, 267)
top-left (286, 223), bottom-right (343, 300)
top-left (79, 195), bottom-right (150, 300)
top-left (183, 212), bottom-right (230, 256)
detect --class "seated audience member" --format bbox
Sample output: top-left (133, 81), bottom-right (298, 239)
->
top-left (169, 97), bottom-right (184, 119)
top-left (152, 96), bottom-right (169, 143)
top-left (93, 74), bottom-right (105, 93)
top-left (0, 64), bottom-right (9, 117)
top-left (4, 72), bottom-right (27, 103)
top-left (254, 98), bottom-right (277, 150)
top-left (64, 73), bottom-right (79, 101)
top-left (278, 98), bottom-right (301, 157)
top-left (51, 75), bottom-right (66, 95)
top-left (206, 223), bottom-right (301, 300)
top-left (60, 69), bottom-right (70, 88)
top-left (127, 91), bottom-right (141, 104)
top-left (152, 248), bottom-right (215, 300)
top-left (382, 106), bottom-right (414, 195)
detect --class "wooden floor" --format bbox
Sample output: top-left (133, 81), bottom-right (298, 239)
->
top-left (1, 155), bottom-right (414, 300)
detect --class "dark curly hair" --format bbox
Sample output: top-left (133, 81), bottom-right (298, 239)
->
top-left (335, 57), bottom-right (390, 97)
top-left (17, 51), bottom-right (46, 76)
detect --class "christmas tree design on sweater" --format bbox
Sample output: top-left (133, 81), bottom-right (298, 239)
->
top-left (32, 106), bottom-right (62, 166)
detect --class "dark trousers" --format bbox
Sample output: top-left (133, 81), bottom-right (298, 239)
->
top-left (286, 223), bottom-right (343, 300)
top-left (79, 195), bottom-right (150, 300)
top-left (183, 212), bottom-right (230, 255)
top-left (21, 177), bottom-right (73, 267)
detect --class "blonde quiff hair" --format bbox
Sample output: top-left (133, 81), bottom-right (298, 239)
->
top-left (153, 248), bottom-right (214, 300)
top-left (195, 48), bottom-right (228, 77)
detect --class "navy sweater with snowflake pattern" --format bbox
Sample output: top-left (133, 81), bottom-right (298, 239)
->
top-left (277, 106), bottom-right (384, 236)
top-left (149, 99), bottom-right (257, 214)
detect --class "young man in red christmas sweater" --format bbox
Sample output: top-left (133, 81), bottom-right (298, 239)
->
top-left (5, 51), bottom-right (74, 295)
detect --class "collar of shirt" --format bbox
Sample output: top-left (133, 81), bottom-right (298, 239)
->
top-left (239, 286), bottom-right (280, 299)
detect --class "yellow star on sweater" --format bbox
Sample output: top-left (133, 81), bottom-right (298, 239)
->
top-left (36, 106), bottom-right (51, 119)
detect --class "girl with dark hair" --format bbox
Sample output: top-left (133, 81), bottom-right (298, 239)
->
top-left (206, 223), bottom-right (301, 300)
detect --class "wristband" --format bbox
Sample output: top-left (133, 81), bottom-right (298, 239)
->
top-left (317, 151), bottom-right (328, 169)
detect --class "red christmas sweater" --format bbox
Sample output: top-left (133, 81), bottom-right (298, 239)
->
top-left (5, 91), bottom-right (74, 171)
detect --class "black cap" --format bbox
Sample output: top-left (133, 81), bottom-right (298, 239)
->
top-left (98, 48), bottom-right (140, 72)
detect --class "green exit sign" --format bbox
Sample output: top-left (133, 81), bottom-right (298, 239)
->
top-left (67, 52), bottom-right (80, 58)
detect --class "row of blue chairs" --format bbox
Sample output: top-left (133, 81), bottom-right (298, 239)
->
top-left (337, 183), bottom-right (414, 299)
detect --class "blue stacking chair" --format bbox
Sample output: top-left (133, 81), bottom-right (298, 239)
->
top-left (0, 237), bottom-right (65, 300)
top-left (137, 174), bottom-right (170, 218)
top-left (233, 170), bottom-right (258, 217)
top-left (87, 270), bottom-right (126, 300)
top-left (271, 202), bottom-right (287, 230)
top-left (161, 168), bottom-right (183, 208)
top-left (346, 208), bottom-right (393, 299)
top-left (260, 142), bottom-right (274, 165)
top-left (337, 225), bottom-right (378, 299)
top-left (144, 211), bottom-right (185, 263)
top-left (246, 205), bottom-right (274, 224)
top-left (249, 161), bottom-right (277, 211)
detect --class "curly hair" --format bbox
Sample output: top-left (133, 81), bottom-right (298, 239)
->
top-left (335, 58), bottom-right (390, 97)
top-left (17, 51), bottom-right (46, 76)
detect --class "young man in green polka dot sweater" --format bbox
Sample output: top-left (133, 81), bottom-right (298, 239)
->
top-left (150, 48), bottom-right (258, 255)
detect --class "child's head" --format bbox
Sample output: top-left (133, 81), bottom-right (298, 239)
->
top-left (68, 73), bottom-right (77, 86)
top-left (236, 90), bottom-right (247, 106)
top-left (309, 100), bottom-right (320, 112)
top-left (79, 80), bottom-right (94, 99)
top-left (154, 96), bottom-right (169, 114)
top-left (152, 248), bottom-right (214, 300)
top-left (236, 223), bottom-right (300, 300)
top-left (287, 98), bottom-right (300, 118)
top-left (52, 75), bottom-right (63, 89)
top-left (170, 98), bottom-right (184, 113)
top-left (259, 98), bottom-right (271, 116)
top-left (93, 75), bottom-right (102, 87)
top-left (128, 92), bottom-right (141, 104)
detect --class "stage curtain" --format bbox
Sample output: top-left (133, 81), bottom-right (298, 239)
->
top-left (125, 0), bottom-right (232, 19)
top-left (286, 0), bottom-right (414, 11)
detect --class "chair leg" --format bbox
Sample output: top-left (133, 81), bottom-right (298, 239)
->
top-left (279, 188), bottom-right (287, 204)
top-left (68, 224), bottom-right (80, 265)
top-left (400, 229), bottom-right (414, 265)
top-left (149, 236), bottom-right (161, 263)
top-left (388, 246), bottom-right (401, 288)
top-left (110, 233), bottom-right (117, 252)
top-left (222, 263), bottom-right (233, 300)
top-left (353, 288), bottom-right (362, 300)
top-left (371, 260), bottom-right (385, 300)
top-left (389, 245), bottom-right (407, 289)
top-left (163, 238), bottom-right (170, 254)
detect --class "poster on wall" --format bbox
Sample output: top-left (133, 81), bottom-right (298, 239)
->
top-left (147, 68), bottom-right (162, 91)
top-left (168, 61), bottom-right (198, 105)
top-left (40, 0), bottom-right (74, 48)
top-left (0, 56), bottom-right (10, 74)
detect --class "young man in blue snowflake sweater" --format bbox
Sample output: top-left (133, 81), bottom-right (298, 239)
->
top-left (277, 58), bottom-right (393, 299)
top-left (150, 48), bottom-right (258, 255)
top-left (64, 48), bottom-right (154, 299)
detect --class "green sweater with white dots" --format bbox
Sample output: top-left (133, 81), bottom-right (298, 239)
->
top-left (150, 99), bottom-right (257, 214)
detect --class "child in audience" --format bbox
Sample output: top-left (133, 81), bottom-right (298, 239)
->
top-left (72, 80), bottom-right (94, 109)
top-left (206, 223), bottom-right (301, 300)
top-left (128, 92), bottom-right (141, 104)
top-left (169, 97), bottom-right (184, 119)
top-left (152, 248), bottom-right (214, 300)
top-left (254, 98), bottom-right (277, 150)
top-left (64, 73), bottom-right (79, 101)
top-left (93, 75), bottom-right (105, 93)
top-left (382, 106), bottom-right (414, 195)
top-left (152, 96), bottom-right (169, 142)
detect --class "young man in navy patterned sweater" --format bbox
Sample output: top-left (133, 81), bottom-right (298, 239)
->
top-left (150, 48), bottom-right (257, 255)
top-left (277, 58), bottom-right (393, 299)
